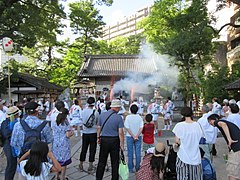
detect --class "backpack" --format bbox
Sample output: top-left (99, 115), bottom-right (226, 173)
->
top-left (83, 110), bottom-right (96, 128)
top-left (20, 120), bottom-right (48, 154)
top-left (202, 158), bottom-right (217, 180)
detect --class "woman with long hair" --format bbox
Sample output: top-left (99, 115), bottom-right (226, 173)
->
top-left (52, 107), bottom-right (73, 180)
top-left (19, 141), bottom-right (61, 179)
top-left (136, 142), bottom-right (166, 180)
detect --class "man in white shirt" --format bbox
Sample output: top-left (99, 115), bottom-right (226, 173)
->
top-left (198, 105), bottom-right (218, 161)
top-left (212, 98), bottom-right (222, 116)
top-left (227, 104), bottom-right (240, 128)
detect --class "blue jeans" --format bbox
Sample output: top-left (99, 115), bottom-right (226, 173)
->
top-left (126, 136), bottom-right (142, 171)
top-left (3, 143), bottom-right (17, 180)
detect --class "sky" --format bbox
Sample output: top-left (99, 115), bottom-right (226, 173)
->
top-left (59, 0), bottom-right (234, 42)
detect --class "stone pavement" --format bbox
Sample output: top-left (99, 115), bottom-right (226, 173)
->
top-left (0, 118), bottom-right (229, 180)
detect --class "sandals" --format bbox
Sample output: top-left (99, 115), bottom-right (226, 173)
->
top-left (79, 164), bottom-right (83, 172)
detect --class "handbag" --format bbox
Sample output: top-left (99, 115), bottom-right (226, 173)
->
top-left (197, 122), bottom-right (207, 145)
top-left (119, 149), bottom-right (129, 180)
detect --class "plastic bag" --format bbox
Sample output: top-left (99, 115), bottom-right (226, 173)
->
top-left (119, 149), bottom-right (129, 180)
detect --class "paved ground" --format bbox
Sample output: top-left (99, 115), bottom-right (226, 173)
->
top-left (0, 117), bottom-right (229, 180)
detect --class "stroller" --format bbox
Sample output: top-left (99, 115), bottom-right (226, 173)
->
top-left (164, 140), bottom-right (177, 180)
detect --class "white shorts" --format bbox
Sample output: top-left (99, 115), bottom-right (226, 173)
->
top-left (151, 114), bottom-right (158, 121)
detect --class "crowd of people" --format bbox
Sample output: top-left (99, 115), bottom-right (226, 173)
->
top-left (0, 96), bottom-right (240, 180)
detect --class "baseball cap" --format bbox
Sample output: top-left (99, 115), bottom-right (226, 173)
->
top-left (25, 102), bottom-right (39, 111)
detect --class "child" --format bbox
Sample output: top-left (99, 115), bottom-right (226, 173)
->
top-left (200, 147), bottom-right (217, 180)
top-left (19, 141), bottom-right (61, 180)
top-left (136, 142), bottom-right (166, 180)
top-left (69, 99), bottom-right (82, 137)
top-left (52, 107), bottom-right (74, 180)
top-left (142, 114), bottom-right (155, 154)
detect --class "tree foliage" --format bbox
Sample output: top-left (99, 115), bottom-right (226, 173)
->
top-left (0, 0), bottom-right (66, 52)
top-left (69, 0), bottom-right (105, 54)
top-left (140, 0), bottom-right (216, 101)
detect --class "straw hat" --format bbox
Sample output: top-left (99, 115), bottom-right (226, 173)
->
top-left (6, 106), bottom-right (20, 118)
top-left (153, 142), bottom-right (166, 157)
top-left (110, 99), bottom-right (122, 108)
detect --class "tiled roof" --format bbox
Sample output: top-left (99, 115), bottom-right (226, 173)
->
top-left (18, 73), bottom-right (63, 91)
top-left (225, 78), bottom-right (240, 90)
top-left (78, 54), bottom-right (158, 77)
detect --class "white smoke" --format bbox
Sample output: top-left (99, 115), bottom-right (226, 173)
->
top-left (112, 44), bottom-right (179, 96)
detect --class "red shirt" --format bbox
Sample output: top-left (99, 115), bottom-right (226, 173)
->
top-left (142, 123), bottom-right (154, 144)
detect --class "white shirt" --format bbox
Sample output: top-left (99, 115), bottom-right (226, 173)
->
top-left (124, 114), bottom-right (144, 137)
top-left (44, 101), bottom-right (50, 112)
top-left (172, 122), bottom-right (203, 165)
top-left (82, 108), bottom-right (99, 134)
top-left (118, 99), bottom-right (128, 115)
top-left (3, 106), bottom-right (8, 114)
top-left (129, 102), bottom-right (142, 114)
top-left (212, 102), bottom-right (222, 115)
top-left (99, 103), bottom-right (106, 113)
top-left (197, 112), bottom-right (218, 144)
top-left (20, 160), bottom-right (52, 180)
top-left (46, 108), bottom-right (59, 127)
top-left (64, 101), bottom-right (69, 110)
top-left (0, 110), bottom-right (6, 126)
top-left (69, 104), bottom-right (82, 126)
top-left (227, 113), bottom-right (240, 129)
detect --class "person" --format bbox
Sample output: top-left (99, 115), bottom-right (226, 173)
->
top-left (136, 142), bottom-right (166, 180)
top-left (197, 105), bottom-right (218, 161)
top-left (172, 107), bottom-right (203, 180)
top-left (11, 101), bottom-right (53, 157)
top-left (79, 97), bottom-right (99, 172)
top-left (227, 104), bottom-right (240, 128)
top-left (212, 98), bottom-right (222, 116)
top-left (43, 98), bottom-right (50, 114)
top-left (206, 102), bottom-right (217, 156)
top-left (2, 100), bottom-right (8, 114)
top-left (118, 96), bottom-right (128, 119)
top-left (96, 99), bottom-right (124, 180)
top-left (18, 141), bottom-right (62, 180)
top-left (208, 114), bottom-right (240, 180)
top-left (124, 104), bottom-right (144, 173)
top-left (221, 99), bottom-right (229, 118)
top-left (142, 114), bottom-right (155, 154)
top-left (162, 99), bottom-right (171, 130)
top-left (147, 99), bottom-right (161, 134)
top-left (138, 98), bottom-right (146, 116)
top-left (200, 148), bottom-right (217, 180)
top-left (52, 108), bottom-right (73, 180)
top-left (167, 97), bottom-right (175, 126)
top-left (69, 99), bottom-right (82, 137)
top-left (98, 99), bottom-right (106, 114)
top-left (129, 98), bottom-right (141, 115)
top-left (1, 106), bottom-right (20, 180)
top-left (46, 101), bottom-right (65, 128)
top-left (0, 102), bottom-right (6, 126)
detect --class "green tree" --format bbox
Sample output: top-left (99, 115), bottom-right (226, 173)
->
top-left (69, 0), bottom-right (105, 54)
top-left (0, 0), bottom-right (66, 52)
top-left (140, 0), bottom-right (216, 101)
top-left (200, 65), bottom-right (230, 103)
top-left (108, 35), bottom-right (143, 54)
